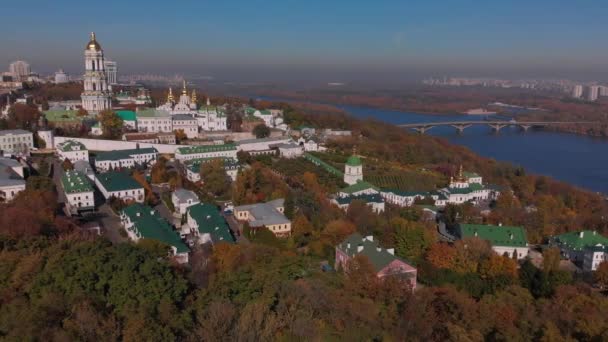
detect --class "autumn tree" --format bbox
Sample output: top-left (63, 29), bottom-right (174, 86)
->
top-left (62, 158), bottom-right (74, 171)
top-left (132, 170), bottom-right (158, 205)
top-left (97, 110), bottom-right (123, 139)
top-left (150, 157), bottom-right (169, 184)
top-left (392, 217), bottom-right (435, 263)
top-left (594, 261), bottom-right (608, 289)
top-left (174, 129), bottom-right (187, 143)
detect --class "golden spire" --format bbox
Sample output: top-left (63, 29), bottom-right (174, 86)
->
top-left (191, 89), bottom-right (197, 102)
top-left (86, 32), bottom-right (101, 51)
top-left (182, 80), bottom-right (187, 95)
top-left (458, 165), bottom-right (463, 180)
top-left (168, 87), bottom-right (174, 102)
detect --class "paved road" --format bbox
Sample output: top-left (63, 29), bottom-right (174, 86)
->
top-left (222, 212), bottom-right (248, 244)
top-left (97, 204), bottom-right (127, 244)
top-left (51, 160), bottom-right (66, 205)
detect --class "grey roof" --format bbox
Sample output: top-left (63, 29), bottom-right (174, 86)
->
top-left (237, 136), bottom-right (291, 145)
top-left (172, 114), bottom-right (197, 121)
top-left (0, 129), bottom-right (31, 136)
top-left (73, 160), bottom-right (94, 174)
top-left (235, 199), bottom-right (289, 227)
top-left (277, 143), bottom-right (301, 149)
top-left (173, 189), bottom-right (199, 204)
top-left (0, 157), bottom-right (24, 187)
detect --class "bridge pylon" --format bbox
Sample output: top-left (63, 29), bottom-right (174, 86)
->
top-left (488, 123), bottom-right (508, 133)
top-left (451, 124), bottom-right (472, 134)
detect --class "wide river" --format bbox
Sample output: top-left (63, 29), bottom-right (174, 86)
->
top-left (340, 105), bottom-right (608, 194)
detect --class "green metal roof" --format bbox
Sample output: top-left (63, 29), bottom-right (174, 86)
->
top-left (346, 155), bottom-right (362, 166)
top-left (188, 203), bottom-right (234, 244)
top-left (335, 193), bottom-right (384, 205)
top-left (95, 148), bottom-right (158, 162)
top-left (447, 183), bottom-right (484, 194)
top-left (459, 223), bottom-right (528, 248)
top-left (61, 170), bottom-right (93, 193)
top-left (340, 181), bottom-right (379, 195)
top-left (116, 110), bottom-right (137, 121)
top-left (122, 203), bottom-right (189, 253)
top-left (57, 139), bottom-right (86, 152)
top-left (551, 230), bottom-right (608, 251)
top-left (463, 171), bottom-right (480, 179)
top-left (95, 171), bottom-right (143, 192)
top-left (176, 143), bottom-right (237, 155)
top-left (136, 109), bottom-right (170, 118)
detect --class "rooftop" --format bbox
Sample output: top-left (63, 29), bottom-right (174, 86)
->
top-left (335, 193), bottom-right (384, 205)
top-left (61, 170), bottom-right (93, 194)
top-left (235, 199), bottom-right (289, 227)
top-left (186, 157), bottom-right (239, 173)
top-left (176, 143), bottom-right (237, 155)
top-left (459, 223), bottom-right (528, 248)
top-left (236, 136), bottom-right (291, 145)
top-left (122, 203), bottom-right (189, 253)
top-left (340, 181), bottom-right (379, 195)
top-left (0, 157), bottom-right (24, 187)
top-left (0, 129), bottom-right (32, 136)
top-left (346, 155), bottom-right (362, 166)
top-left (172, 114), bottom-right (197, 121)
top-left (551, 230), bottom-right (608, 251)
top-left (337, 233), bottom-right (416, 273)
top-left (95, 147), bottom-right (158, 162)
top-left (136, 109), bottom-right (171, 118)
top-left (43, 110), bottom-right (83, 123)
top-left (95, 171), bottom-right (143, 192)
top-left (173, 189), bottom-right (199, 204)
top-left (188, 203), bottom-right (234, 244)
top-left (57, 139), bottom-right (86, 152)
top-left (116, 110), bottom-right (137, 121)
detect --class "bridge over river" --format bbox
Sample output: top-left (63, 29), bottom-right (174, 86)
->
top-left (398, 120), bottom-right (597, 134)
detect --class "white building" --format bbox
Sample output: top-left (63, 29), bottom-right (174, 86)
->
top-left (94, 171), bottom-right (145, 203)
top-left (572, 84), bottom-right (583, 98)
top-left (61, 170), bottom-right (95, 212)
top-left (236, 136), bottom-right (292, 155)
top-left (381, 190), bottom-right (429, 207)
top-left (56, 139), bottom-right (89, 163)
top-left (156, 84), bottom-right (227, 131)
top-left (435, 169), bottom-right (499, 207)
top-left (458, 223), bottom-right (529, 260)
top-left (587, 85), bottom-right (600, 102)
top-left (185, 157), bottom-right (239, 183)
top-left (9, 60), bottom-right (30, 82)
top-left (104, 60), bottom-right (117, 85)
top-left (172, 114), bottom-right (199, 139)
top-left (344, 155), bottom-right (363, 185)
top-left (54, 69), bottom-right (69, 84)
top-left (278, 143), bottom-right (304, 158)
top-left (185, 203), bottom-right (234, 245)
top-left (94, 148), bottom-right (158, 172)
top-left (0, 129), bottom-right (33, 155)
top-left (0, 157), bottom-right (25, 201)
top-left (120, 203), bottom-right (189, 264)
top-left (549, 230), bottom-right (608, 272)
top-left (234, 199), bottom-right (291, 237)
top-left (171, 189), bottom-right (200, 216)
top-left (332, 193), bottom-right (385, 213)
top-left (175, 143), bottom-right (238, 162)
top-left (136, 109), bottom-right (173, 133)
top-left (81, 32), bottom-right (112, 113)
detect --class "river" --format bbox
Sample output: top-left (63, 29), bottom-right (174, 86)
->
top-left (339, 105), bottom-right (608, 194)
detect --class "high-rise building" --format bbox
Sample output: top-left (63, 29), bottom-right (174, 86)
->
top-left (54, 69), bottom-right (69, 84)
top-left (572, 84), bottom-right (583, 98)
top-left (599, 86), bottom-right (608, 97)
top-left (587, 85), bottom-right (600, 102)
top-left (104, 60), bottom-right (117, 85)
top-left (81, 32), bottom-right (112, 113)
top-left (8, 61), bottom-right (30, 82)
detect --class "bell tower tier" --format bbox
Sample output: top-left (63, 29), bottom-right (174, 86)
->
top-left (81, 32), bottom-right (112, 113)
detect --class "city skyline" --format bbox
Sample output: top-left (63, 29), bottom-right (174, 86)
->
top-left (2, 0), bottom-right (608, 83)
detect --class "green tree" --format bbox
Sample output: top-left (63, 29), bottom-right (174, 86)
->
top-left (393, 217), bottom-right (434, 263)
top-left (252, 123), bottom-right (270, 138)
top-left (283, 191), bottom-right (295, 219)
top-left (201, 159), bottom-right (230, 196)
top-left (98, 110), bottom-right (123, 139)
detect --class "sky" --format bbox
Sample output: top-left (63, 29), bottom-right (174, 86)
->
top-left (1, 0), bottom-right (607, 83)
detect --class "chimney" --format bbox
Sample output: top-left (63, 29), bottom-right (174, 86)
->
top-left (136, 212), bottom-right (141, 217)
top-left (387, 248), bottom-right (395, 255)
top-left (376, 247), bottom-right (382, 252)
top-left (509, 233), bottom-right (513, 240)
top-left (357, 244), bottom-right (364, 253)
top-left (579, 231), bottom-right (584, 238)
top-left (347, 242), bottom-right (351, 249)
top-left (474, 231), bottom-right (478, 237)
top-left (365, 235), bottom-right (374, 242)
top-left (150, 211), bottom-right (155, 215)
top-left (498, 222), bottom-right (503, 227)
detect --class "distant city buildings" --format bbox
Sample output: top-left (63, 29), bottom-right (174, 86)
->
top-left (587, 85), bottom-right (600, 101)
top-left (104, 60), bottom-right (117, 85)
top-left (8, 60), bottom-right (30, 82)
top-left (54, 69), bottom-right (69, 84)
top-left (572, 84), bottom-right (583, 98)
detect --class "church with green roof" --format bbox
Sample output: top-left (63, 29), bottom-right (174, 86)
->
top-left (549, 230), bottom-right (608, 271)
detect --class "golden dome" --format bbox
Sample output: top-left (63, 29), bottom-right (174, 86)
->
top-left (86, 32), bottom-right (102, 51)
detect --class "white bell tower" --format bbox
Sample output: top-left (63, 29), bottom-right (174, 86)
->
top-left (81, 32), bottom-right (112, 113)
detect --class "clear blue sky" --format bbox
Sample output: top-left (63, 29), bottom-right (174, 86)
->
top-left (1, 0), bottom-right (607, 82)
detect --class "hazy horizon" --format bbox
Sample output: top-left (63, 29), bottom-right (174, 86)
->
top-left (2, 0), bottom-right (608, 83)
